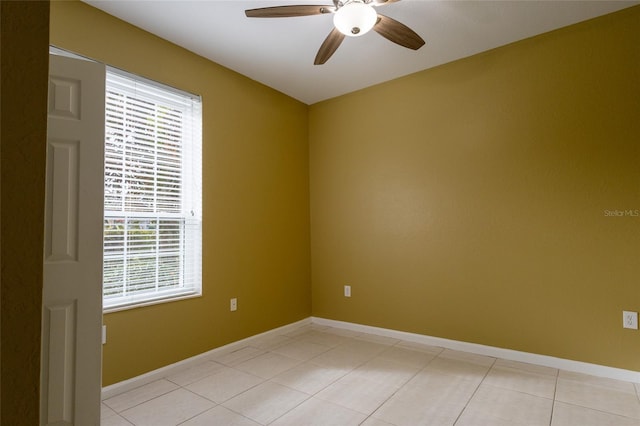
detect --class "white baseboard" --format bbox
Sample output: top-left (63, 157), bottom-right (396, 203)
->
top-left (312, 317), bottom-right (640, 384)
top-left (101, 318), bottom-right (311, 399)
top-left (102, 315), bottom-right (640, 400)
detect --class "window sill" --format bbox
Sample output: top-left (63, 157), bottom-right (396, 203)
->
top-left (103, 291), bottom-right (202, 314)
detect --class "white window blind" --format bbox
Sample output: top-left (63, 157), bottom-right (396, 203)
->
top-left (103, 69), bottom-right (202, 311)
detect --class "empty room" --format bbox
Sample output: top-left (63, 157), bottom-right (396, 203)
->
top-left (2, 0), bottom-right (640, 425)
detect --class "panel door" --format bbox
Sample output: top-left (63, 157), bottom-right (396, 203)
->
top-left (42, 53), bottom-right (105, 426)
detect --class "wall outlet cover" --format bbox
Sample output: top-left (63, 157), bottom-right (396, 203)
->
top-left (344, 285), bottom-right (351, 297)
top-left (623, 311), bottom-right (638, 330)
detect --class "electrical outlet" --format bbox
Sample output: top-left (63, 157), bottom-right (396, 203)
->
top-left (344, 285), bottom-right (351, 297)
top-left (623, 311), bottom-right (638, 329)
top-left (230, 298), bottom-right (237, 312)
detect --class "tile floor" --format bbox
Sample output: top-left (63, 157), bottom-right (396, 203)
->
top-left (102, 324), bottom-right (640, 425)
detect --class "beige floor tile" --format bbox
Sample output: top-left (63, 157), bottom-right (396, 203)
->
top-left (235, 352), bottom-right (301, 379)
top-left (438, 349), bottom-right (496, 366)
top-left (360, 417), bottom-right (397, 426)
top-left (298, 323), bottom-right (328, 332)
top-left (556, 378), bottom-right (640, 419)
top-left (309, 323), bottom-right (331, 331)
top-left (297, 330), bottom-right (353, 347)
top-left (102, 403), bottom-right (118, 419)
top-left (405, 368), bottom-right (475, 392)
top-left (395, 340), bottom-right (444, 356)
top-left (322, 326), bottom-right (362, 338)
top-left (271, 361), bottom-right (349, 394)
top-left (483, 364), bottom-right (556, 398)
top-left (251, 334), bottom-right (294, 350)
top-left (271, 340), bottom-right (331, 361)
top-left (222, 381), bottom-right (309, 424)
top-left (558, 370), bottom-right (637, 393)
top-left (551, 401), bottom-right (640, 426)
top-left (181, 405), bottom-right (260, 425)
top-left (373, 371), bottom-right (478, 426)
top-left (290, 326), bottom-right (320, 334)
top-left (355, 333), bottom-right (401, 345)
top-left (316, 374), bottom-right (399, 414)
top-left (456, 384), bottom-right (552, 426)
top-left (376, 345), bottom-right (437, 368)
top-left (120, 388), bottom-right (214, 426)
top-left (166, 360), bottom-right (225, 386)
top-left (270, 397), bottom-right (367, 426)
top-left (214, 346), bottom-right (265, 367)
top-left (282, 325), bottom-right (316, 338)
top-left (340, 339), bottom-right (390, 357)
top-left (101, 415), bottom-right (134, 426)
top-left (104, 379), bottom-right (179, 412)
top-left (101, 326), bottom-right (640, 426)
top-left (310, 346), bottom-right (373, 370)
top-left (424, 356), bottom-right (491, 383)
top-left (185, 367), bottom-right (263, 403)
top-left (350, 357), bottom-right (420, 388)
top-left (494, 358), bottom-right (558, 376)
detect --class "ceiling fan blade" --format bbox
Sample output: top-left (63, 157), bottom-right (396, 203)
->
top-left (314, 28), bottom-right (345, 65)
top-left (245, 5), bottom-right (335, 18)
top-left (373, 14), bottom-right (425, 50)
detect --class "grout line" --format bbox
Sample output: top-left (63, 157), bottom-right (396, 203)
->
top-left (271, 328), bottom-right (405, 424)
top-left (173, 390), bottom-right (219, 426)
top-left (452, 357), bottom-right (497, 426)
top-left (260, 329), bottom-right (350, 424)
top-left (360, 350), bottom-right (436, 426)
top-left (548, 367), bottom-right (560, 426)
top-left (214, 329), bottom-right (351, 424)
top-left (119, 414), bottom-right (135, 425)
top-left (226, 398), bottom-right (280, 425)
top-left (265, 390), bottom-right (315, 425)
top-left (104, 380), bottom-right (180, 414)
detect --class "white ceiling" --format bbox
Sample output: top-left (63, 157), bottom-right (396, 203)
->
top-left (84, 0), bottom-right (638, 105)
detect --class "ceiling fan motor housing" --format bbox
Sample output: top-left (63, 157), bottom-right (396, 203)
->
top-left (333, 0), bottom-right (378, 37)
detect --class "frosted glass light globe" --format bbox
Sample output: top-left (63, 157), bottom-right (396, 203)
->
top-left (333, 2), bottom-right (378, 37)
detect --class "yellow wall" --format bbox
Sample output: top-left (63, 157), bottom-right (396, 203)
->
top-left (50, 1), bottom-right (311, 385)
top-left (310, 6), bottom-right (640, 371)
top-left (1, 1), bottom-right (50, 422)
top-left (48, 1), bottom-right (640, 387)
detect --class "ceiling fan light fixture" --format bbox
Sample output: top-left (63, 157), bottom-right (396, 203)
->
top-left (333, 2), bottom-right (377, 37)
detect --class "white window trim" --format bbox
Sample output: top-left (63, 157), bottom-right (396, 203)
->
top-left (102, 67), bottom-right (202, 312)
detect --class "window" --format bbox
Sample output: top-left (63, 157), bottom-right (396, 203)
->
top-left (103, 69), bottom-right (202, 311)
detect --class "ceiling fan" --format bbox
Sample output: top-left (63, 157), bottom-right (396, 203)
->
top-left (245, 0), bottom-right (425, 65)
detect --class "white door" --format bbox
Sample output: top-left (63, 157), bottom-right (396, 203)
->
top-left (41, 54), bottom-right (105, 426)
